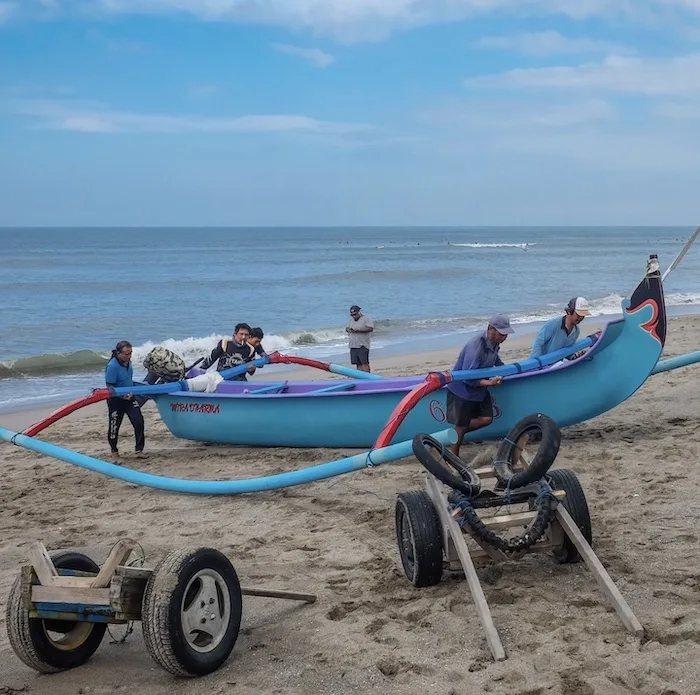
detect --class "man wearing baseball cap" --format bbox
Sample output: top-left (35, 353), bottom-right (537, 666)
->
top-left (346, 304), bottom-right (374, 372)
top-left (529, 296), bottom-right (591, 359)
top-left (446, 313), bottom-right (513, 457)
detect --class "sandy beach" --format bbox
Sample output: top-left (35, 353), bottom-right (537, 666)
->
top-left (1, 317), bottom-right (700, 695)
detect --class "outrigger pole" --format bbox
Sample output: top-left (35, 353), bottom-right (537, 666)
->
top-left (662, 225), bottom-right (700, 281)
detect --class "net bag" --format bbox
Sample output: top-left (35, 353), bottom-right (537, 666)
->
top-left (143, 346), bottom-right (187, 383)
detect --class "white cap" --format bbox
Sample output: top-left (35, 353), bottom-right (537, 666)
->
top-left (568, 296), bottom-right (591, 317)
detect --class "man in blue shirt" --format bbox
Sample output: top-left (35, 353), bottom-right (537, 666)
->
top-left (529, 297), bottom-right (591, 359)
top-left (105, 340), bottom-right (147, 463)
top-left (447, 314), bottom-right (513, 457)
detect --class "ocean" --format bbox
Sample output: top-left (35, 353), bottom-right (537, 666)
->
top-left (1, 226), bottom-right (699, 414)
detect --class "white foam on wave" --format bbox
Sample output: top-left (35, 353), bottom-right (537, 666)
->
top-left (451, 242), bottom-right (534, 249)
top-left (129, 328), bottom-right (350, 366)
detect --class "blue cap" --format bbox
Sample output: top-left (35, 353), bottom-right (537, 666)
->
top-left (489, 313), bottom-right (513, 335)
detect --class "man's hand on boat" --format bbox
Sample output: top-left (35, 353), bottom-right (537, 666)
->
top-left (483, 376), bottom-right (503, 386)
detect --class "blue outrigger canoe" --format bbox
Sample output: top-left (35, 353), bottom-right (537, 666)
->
top-left (152, 254), bottom-right (668, 448)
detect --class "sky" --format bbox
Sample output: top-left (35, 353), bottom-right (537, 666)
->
top-left (1, 1), bottom-right (700, 226)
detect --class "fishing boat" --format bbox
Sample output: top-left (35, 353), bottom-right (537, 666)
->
top-left (150, 254), bottom-right (667, 448)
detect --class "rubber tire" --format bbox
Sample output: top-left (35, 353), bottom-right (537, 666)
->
top-left (411, 433), bottom-right (481, 496)
top-left (548, 469), bottom-right (593, 564)
top-left (6, 551), bottom-right (107, 674)
top-left (141, 547), bottom-right (242, 677)
top-left (395, 491), bottom-right (444, 587)
top-left (494, 413), bottom-right (561, 489)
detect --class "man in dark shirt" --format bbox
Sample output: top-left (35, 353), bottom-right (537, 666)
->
top-left (447, 314), bottom-right (513, 457)
top-left (200, 323), bottom-right (257, 381)
top-left (248, 327), bottom-right (268, 357)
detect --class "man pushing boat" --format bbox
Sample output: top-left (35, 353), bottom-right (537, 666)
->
top-left (530, 297), bottom-right (591, 360)
top-left (199, 323), bottom-right (257, 381)
top-left (447, 314), bottom-right (512, 458)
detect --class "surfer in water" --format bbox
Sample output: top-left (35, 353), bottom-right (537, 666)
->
top-left (105, 340), bottom-right (147, 464)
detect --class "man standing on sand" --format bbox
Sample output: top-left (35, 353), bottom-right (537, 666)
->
top-left (446, 314), bottom-right (513, 458)
top-left (529, 297), bottom-right (591, 360)
top-left (346, 304), bottom-right (374, 373)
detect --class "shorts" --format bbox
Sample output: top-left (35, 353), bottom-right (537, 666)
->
top-left (350, 346), bottom-right (370, 365)
top-left (446, 390), bottom-right (493, 427)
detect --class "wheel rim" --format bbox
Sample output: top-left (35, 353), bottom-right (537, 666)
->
top-left (180, 568), bottom-right (232, 653)
top-left (41, 621), bottom-right (95, 651)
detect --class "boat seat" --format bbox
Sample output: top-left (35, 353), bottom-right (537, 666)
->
top-left (247, 381), bottom-right (289, 395)
top-left (306, 382), bottom-right (357, 395)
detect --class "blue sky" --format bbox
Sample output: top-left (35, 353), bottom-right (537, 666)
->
top-left (1, 1), bottom-right (700, 226)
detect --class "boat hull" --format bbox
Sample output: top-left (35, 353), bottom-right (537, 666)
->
top-left (154, 261), bottom-right (666, 448)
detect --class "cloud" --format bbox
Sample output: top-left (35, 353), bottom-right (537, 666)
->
top-left (272, 43), bottom-right (334, 68)
top-left (0, 1), bottom-right (16, 24)
top-left (189, 84), bottom-right (219, 100)
top-left (466, 53), bottom-right (700, 95)
top-left (654, 98), bottom-right (700, 119)
top-left (10, 0), bottom-right (700, 42)
top-left (422, 98), bottom-right (617, 129)
top-left (7, 97), bottom-right (373, 134)
top-left (470, 31), bottom-right (629, 56)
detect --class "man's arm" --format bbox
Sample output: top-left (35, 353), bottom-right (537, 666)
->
top-left (351, 317), bottom-right (374, 334)
top-left (200, 342), bottom-right (223, 370)
top-left (529, 323), bottom-right (553, 359)
top-left (458, 342), bottom-right (502, 388)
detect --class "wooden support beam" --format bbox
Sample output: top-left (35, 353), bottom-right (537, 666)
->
top-left (31, 585), bottom-right (112, 606)
top-left (241, 588), bottom-right (317, 603)
top-left (28, 543), bottom-right (58, 586)
top-left (555, 505), bottom-right (644, 638)
top-left (425, 474), bottom-right (506, 661)
top-left (91, 540), bottom-right (136, 588)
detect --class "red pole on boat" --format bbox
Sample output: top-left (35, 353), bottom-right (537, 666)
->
top-left (373, 372), bottom-right (452, 449)
top-left (268, 353), bottom-right (332, 371)
top-left (22, 389), bottom-right (112, 438)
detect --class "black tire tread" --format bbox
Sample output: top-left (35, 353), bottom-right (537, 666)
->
top-left (548, 468), bottom-right (593, 563)
top-left (412, 434), bottom-right (481, 496)
top-left (395, 491), bottom-right (443, 587)
top-left (6, 551), bottom-right (105, 674)
top-left (141, 546), bottom-right (241, 678)
top-left (494, 413), bottom-right (561, 489)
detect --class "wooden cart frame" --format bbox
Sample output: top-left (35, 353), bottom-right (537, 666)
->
top-left (422, 462), bottom-right (644, 661)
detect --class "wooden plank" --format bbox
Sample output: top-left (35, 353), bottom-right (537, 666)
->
top-left (114, 566), bottom-right (152, 580)
top-left (110, 576), bottom-right (147, 616)
top-left (555, 505), bottom-right (644, 638)
top-left (91, 540), bottom-right (136, 588)
top-left (241, 588), bottom-right (317, 603)
top-left (51, 576), bottom-right (99, 588)
top-left (29, 543), bottom-right (58, 586)
top-left (424, 474), bottom-right (506, 661)
top-left (32, 585), bottom-right (112, 606)
top-left (29, 609), bottom-right (118, 623)
top-left (481, 510), bottom-right (537, 531)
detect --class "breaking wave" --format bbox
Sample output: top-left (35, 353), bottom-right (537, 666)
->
top-left (2, 291), bottom-right (699, 380)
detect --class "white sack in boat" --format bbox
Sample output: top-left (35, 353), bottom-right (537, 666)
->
top-left (185, 372), bottom-right (224, 393)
